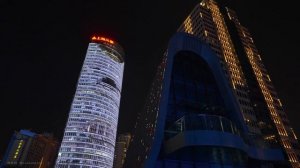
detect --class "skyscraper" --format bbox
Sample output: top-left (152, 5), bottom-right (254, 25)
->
top-left (1, 130), bottom-right (58, 168)
top-left (178, 0), bottom-right (300, 167)
top-left (113, 133), bottom-right (131, 168)
top-left (124, 0), bottom-right (299, 167)
top-left (55, 36), bottom-right (125, 168)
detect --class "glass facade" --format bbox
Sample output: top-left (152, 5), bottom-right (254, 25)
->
top-left (125, 1), bottom-right (298, 167)
top-left (55, 38), bottom-right (124, 168)
top-left (175, 0), bottom-right (300, 167)
top-left (225, 8), bottom-right (300, 167)
top-left (125, 33), bottom-right (288, 168)
top-left (159, 51), bottom-right (246, 167)
top-left (178, 0), bottom-right (262, 138)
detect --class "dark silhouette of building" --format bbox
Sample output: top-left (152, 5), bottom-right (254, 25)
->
top-left (1, 130), bottom-right (58, 168)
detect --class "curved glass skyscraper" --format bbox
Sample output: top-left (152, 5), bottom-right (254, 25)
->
top-left (125, 33), bottom-right (290, 168)
top-left (125, 0), bottom-right (299, 167)
top-left (55, 36), bottom-right (124, 168)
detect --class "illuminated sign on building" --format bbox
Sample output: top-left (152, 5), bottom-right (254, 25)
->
top-left (91, 36), bottom-right (115, 44)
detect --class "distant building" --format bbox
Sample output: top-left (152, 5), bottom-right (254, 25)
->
top-left (0, 129), bottom-right (58, 168)
top-left (55, 36), bottom-right (125, 167)
top-left (113, 133), bottom-right (131, 168)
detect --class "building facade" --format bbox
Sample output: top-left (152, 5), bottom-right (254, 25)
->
top-left (177, 0), bottom-right (300, 167)
top-left (124, 1), bottom-right (299, 165)
top-left (225, 8), bottom-right (300, 167)
top-left (125, 32), bottom-right (291, 168)
top-left (178, 0), bottom-right (261, 139)
top-left (55, 36), bottom-right (125, 168)
top-left (113, 133), bottom-right (131, 168)
top-left (0, 130), bottom-right (58, 168)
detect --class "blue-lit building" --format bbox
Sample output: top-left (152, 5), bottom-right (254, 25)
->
top-left (125, 0), bottom-right (300, 167)
top-left (124, 33), bottom-right (290, 167)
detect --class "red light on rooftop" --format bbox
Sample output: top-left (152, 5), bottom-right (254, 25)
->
top-left (91, 36), bottom-right (114, 44)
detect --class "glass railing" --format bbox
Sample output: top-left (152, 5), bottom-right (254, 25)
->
top-left (165, 114), bottom-right (241, 139)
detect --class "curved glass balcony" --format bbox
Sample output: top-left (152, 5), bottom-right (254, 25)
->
top-left (165, 114), bottom-right (240, 139)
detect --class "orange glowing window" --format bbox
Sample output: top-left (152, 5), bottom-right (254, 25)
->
top-left (91, 36), bottom-right (114, 44)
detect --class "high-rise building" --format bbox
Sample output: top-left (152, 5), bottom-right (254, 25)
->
top-left (55, 36), bottom-right (125, 168)
top-left (225, 8), bottom-right (300, 167)
top-left (113, 133), bottom-right (131, 168)
top-left (0, 129), bottom-right (58, 168)
top-left (124, 0), bottom-right (299, 167)
top-left (178, 0), bottom-right (300, 167)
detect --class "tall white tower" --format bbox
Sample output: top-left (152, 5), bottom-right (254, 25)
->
top-left (55, 36), bottom-right (124, 168)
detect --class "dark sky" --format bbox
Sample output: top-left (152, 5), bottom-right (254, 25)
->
top-left (1, 0), bottom-right (299, 158)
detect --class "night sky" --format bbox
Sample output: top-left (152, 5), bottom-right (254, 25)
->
top-left (1, 0), bottom-right (300, 158)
